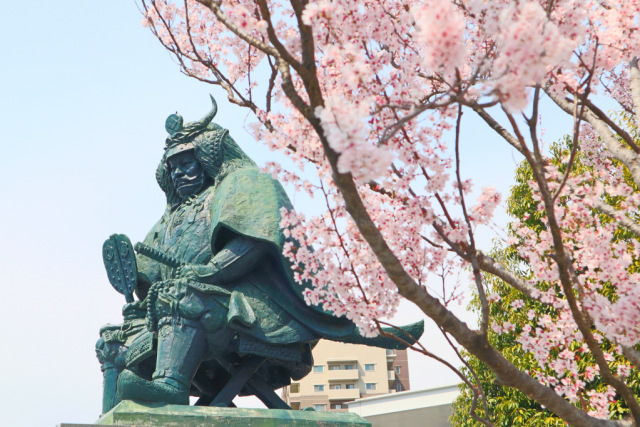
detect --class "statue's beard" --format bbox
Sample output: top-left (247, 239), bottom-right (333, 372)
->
top-left (174, 175), bottom-right (205, 199)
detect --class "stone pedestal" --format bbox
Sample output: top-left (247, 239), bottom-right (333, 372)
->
top-left (90, 400), bottom-right (371, 427)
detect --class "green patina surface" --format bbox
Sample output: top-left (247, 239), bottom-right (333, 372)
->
top-left (95, 96), bottom-right (424, 412)
top-left (96, 401), bottom-right (371, 427)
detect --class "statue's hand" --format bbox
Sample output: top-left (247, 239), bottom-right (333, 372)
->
top-left (122, 300), bottom-right (146, 320)
top-left (176, 264), bottom-right (214, 280)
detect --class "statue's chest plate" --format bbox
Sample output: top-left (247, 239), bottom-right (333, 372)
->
top-left (157, 190), bottom-right (214, 279)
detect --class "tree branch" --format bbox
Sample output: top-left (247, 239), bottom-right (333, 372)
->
top-left (622, 345), bottom-right (640, 372)
top-left (196, 0), bottom-right (279, 57)
top-left (472, 106), bottom-right (528, 155)
top-left (376, 320), bottom-right (496, 427)
top-left (531, 89), bottom-right (640, 424)
top-left (629, 58), bottom-right (640, 121)
top-left (579, 96), bottom-right (640, 154)
top-left (322, 141), bottom-right (627, 426)
top-left (453, 105), bottom-right (489, 334)
top-left (254, 0), bottom-right (313, 83)
top-left (592, 198), bottom-right (640, 237)
top-left (545, 88), bottom-right (640, 186)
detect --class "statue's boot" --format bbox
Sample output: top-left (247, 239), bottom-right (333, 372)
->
top-left (118, 319), bottom-right (206, 405)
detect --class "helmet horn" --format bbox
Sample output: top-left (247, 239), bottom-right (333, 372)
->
top-left (164, 95), bottom-right (219, 150)
top-left (195, 95), bottom-right (218, 129)
top-left (178, 95), bottom-right (218, 134)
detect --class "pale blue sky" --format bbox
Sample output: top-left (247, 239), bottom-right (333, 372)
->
top-left (0, 2), bottom-right (584, 426)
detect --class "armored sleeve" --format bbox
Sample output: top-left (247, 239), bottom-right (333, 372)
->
top-left (193, 235), bottom-right (267, 285)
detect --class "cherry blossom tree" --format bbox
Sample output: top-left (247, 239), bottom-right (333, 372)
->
top-left (139, 0), bottom-right (640, 425)
top-left (452, 132), bottom-right (640, 426)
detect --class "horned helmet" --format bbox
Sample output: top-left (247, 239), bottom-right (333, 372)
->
top-left (156, 95), bottom-right (255, 207)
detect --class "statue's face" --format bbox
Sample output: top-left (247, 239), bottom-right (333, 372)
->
top-left (167, 150), bottom-right (205, 199)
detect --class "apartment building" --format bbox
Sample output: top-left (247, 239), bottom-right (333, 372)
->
top-left (282, 340), bottom-right (411, 412)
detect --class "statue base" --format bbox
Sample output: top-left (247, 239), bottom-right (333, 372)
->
top-left (94, 400), bottom-right (371, 426)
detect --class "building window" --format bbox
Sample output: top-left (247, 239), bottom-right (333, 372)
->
top-left (366, 383), bottom-right (377, 391)
top-left (395, 366), bottom-right (401, 374)
top-left (314, 384), bottom-right (325, 392)
top-left (314, 404), bottom-right (326, 411)
top-left (364, 364), bottom-right (375, 371)
top-left (330, 384), bottom-right (341, 390)
top-left (291, 402), bottom-right (300, 410)
top-left (313, 365), bottom-right (324, 373)
top-left (397, 384), bottom-right (402, 392)
top-left (329, 365), bottom-right (340, 371)
top-left (290, 383), bottom-right (300, 393)
top-left (344, 364), bottom-right (355, 370)
top-left (346, 384), bottom-right (355, 389)
top-left (331, 404), bottom-right (343, 409)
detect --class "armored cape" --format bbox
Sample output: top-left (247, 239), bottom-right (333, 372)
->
top-left (135, 166), bottom-right (420, 385)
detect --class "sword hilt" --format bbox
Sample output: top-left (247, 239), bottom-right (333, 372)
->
top-left (134, 242), bottom-right (183, 269)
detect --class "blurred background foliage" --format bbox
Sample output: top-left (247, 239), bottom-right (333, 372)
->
top-left (450, 113), bottom-right (640, 426)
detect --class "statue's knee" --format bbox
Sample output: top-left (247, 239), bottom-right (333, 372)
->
top-left (95, 337), bottom-right (107, 364)
top-left (96, 337), bottom-right (106, 351)
top-left (97, 339), bottom-right (127, 368)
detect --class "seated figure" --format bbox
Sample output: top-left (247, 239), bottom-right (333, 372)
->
top-left (95, 96), bottom-right (424, 413)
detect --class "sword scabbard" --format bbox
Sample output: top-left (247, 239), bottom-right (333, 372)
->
top-left (134, 242), bottom-right (183, 269)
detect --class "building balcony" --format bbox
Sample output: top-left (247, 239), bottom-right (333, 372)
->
top-left (328, 388), bottom-right (361, 401)
top-left (289, 383), bottom-right (301, 397)
top-left (327, 356), bottom-right (358, 363)
top-left (386, 349), bottom-right (396, 361)
top-left (387, 370), bottom-right (395, 382)
top-left (328, 369), bottom-right (360, 381)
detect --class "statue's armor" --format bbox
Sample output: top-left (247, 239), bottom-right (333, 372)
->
top-left (96, 100), bottom-right (425, 411)
top-left (149, 187), bottom-right (216, 284)
top-left (115, 182), bottom-right (306, 406)
top-left (150, 187), bottom-right (219, 326)
top-left (96, 320), bottom-right (148, 412)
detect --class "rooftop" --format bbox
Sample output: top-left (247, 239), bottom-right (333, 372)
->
top-left (346, 383), bottom-right (461, 427)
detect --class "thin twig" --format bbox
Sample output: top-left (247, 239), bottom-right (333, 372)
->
top-left (453, 104), bottom-right (489, 334)
top-left (552, 44), bottom-right (598, 202)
